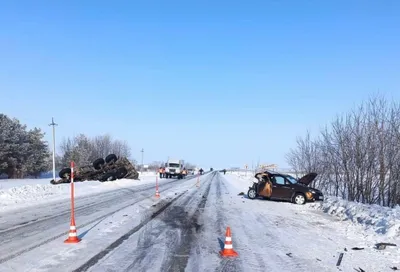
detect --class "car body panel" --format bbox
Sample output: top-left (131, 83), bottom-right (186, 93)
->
top-left (298, 172), bottom-right (318, 186)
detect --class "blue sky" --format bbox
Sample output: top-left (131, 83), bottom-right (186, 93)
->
top-left (1, 1), bottom-right (399, 169)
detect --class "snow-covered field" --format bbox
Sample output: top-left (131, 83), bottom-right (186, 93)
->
top-left (0, 172), bottom-right (398, 271)
top-left (0, 172), bottom-right (158, 212)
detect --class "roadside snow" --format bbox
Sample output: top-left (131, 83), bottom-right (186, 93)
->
top-left (228, 172), bottom-right (400, 239)
top-left (309, 196), bottom-right (400, 238)
top-left (0, 173), bottom-right (158, 212)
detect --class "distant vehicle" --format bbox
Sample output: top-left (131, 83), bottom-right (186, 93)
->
top-left (247, 170), bottom-right (323, 205)
top-left (187, 169), bottom-right (195, 175)
top-left (165, 159), bottom-right (185, 179)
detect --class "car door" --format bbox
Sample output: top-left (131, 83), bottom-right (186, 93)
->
top-left (270, 175), bottom-right (293, 200)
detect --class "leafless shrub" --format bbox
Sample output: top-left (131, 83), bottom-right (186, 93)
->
top-left (286, 95), bottom-right (400, 207)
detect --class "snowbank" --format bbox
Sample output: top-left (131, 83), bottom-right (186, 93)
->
top-left (309, 196), bottom-right (400, 238)
top-left (0, 175), bottom-right (158, 212)
top-left (230, 172), bottom-right (400, 238)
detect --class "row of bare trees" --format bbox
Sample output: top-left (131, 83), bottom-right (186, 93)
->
top-left (286, 95), bottom-right (400, 207)
top-left (57, 134), bottom-right (134, 168)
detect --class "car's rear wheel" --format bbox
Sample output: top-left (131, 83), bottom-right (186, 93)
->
top-left (247, 188), bottom-right (257, 199)
top-left (294, 193), bottom-right (306, 205)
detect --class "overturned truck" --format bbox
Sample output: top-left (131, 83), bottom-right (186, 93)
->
top-left (50, 154), bottom-right (139, 185)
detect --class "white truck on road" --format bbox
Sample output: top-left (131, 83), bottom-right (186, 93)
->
top-left (165, 159), bottom-right (185, 179)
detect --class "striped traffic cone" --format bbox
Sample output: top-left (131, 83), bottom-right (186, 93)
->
top-left (219, 227), bottom-right (238, 257)
top-left (64, 217), bottom-right (81, 243)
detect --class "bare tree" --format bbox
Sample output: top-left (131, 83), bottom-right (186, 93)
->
top-left (59, 133), bottom-right (133, 168)
top-left (286, 94), bottom-right (400, 207)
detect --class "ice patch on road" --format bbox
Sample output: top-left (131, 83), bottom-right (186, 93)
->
top-left (308, 196), bottom-right (400, 238)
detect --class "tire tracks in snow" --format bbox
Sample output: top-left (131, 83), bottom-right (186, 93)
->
top-left (0, 177), bottom-right (195, 265)
top-left (221, 175), bottom-right (313, 271)
top-left (74, 173), bottom-right (215, 272)
top-left (215, 175), bottom-right (269, 272)
top-left (162, 173), bottom-right (214, 272)
top-left (220, 175), bottom-right (308, 271)
top-left (0, 178), bottom-right (181, 233)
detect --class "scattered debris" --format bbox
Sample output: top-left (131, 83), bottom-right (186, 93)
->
top-left (286, 253), bottom-right (292, 257)
top-left (123, 214), bottom-right (128, 217)
top-left (238, 192), bottom-right (244, 196)
top-left (390, 266), bottom-right (398, 270)
top-left (336, 252), bottom-right (344, 266)
top-left (316, 258), bottom-right (321, 262)
top-left (375, 242), bottom-right (397, 250)
top-left (351, 247), bottom-right (364, 250)
top-left (344, 248), bottom-right (347, 252)
top-left (355, 268), bottom-right (365, 272)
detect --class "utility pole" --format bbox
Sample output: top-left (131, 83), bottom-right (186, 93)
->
top-left (140, 148), bottom-right (144, 173)
top-left (49, 117), bottom-right (58, 182)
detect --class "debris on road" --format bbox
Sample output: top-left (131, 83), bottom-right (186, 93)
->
top-left (375, 242), bottom-right (397, 250)
top-left (351, 247), bottom-right (364, 250)
top-left (336, 252), bottom-right (344, 266)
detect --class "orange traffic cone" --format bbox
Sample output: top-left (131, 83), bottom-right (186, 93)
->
top-left (155, 175), bottom-right (160, 197)
top-left (220, 227), bottom-right (238, 257)
top-left (64, 218), bottom-right (81, 243)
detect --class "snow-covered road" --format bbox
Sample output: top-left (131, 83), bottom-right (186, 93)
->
top-left (0, 172), bottom-right (398, 271)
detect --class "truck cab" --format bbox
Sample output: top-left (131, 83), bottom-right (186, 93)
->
top-left (165, 159), bottom-right (185, 179)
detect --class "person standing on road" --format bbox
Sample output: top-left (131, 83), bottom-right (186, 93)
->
top-left (159, 167), bottom-right (163, 179)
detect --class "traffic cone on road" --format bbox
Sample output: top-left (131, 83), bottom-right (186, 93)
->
top-left (220, 227), bottom-right (238, 257)
top-left (155, 176), bottom-right (160, 198)
top-left (64, 217), bottom-right (81, 243)
top-left (64, 161), bottom-right (80, 244)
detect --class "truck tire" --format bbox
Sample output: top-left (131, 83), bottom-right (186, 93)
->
top-left (100, 172), bottom-right (116, 182)
top-left (116, 167), bottom-right (128, 179)
top-left (93, 158), bottom-right (105, 170)
top-left (105, 154), bottom-right (118, 164)
top-left (59, 168), bottom-right (71, 179)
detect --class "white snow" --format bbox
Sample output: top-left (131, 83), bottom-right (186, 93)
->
top-left (0, 173), bottom-right (158, 212)
top-left (308, 196), bottom-right (400, 238)
top-left (230, 171), bottom-right (400, 240)
top-left (0, 172), bottom-right (398, 271)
